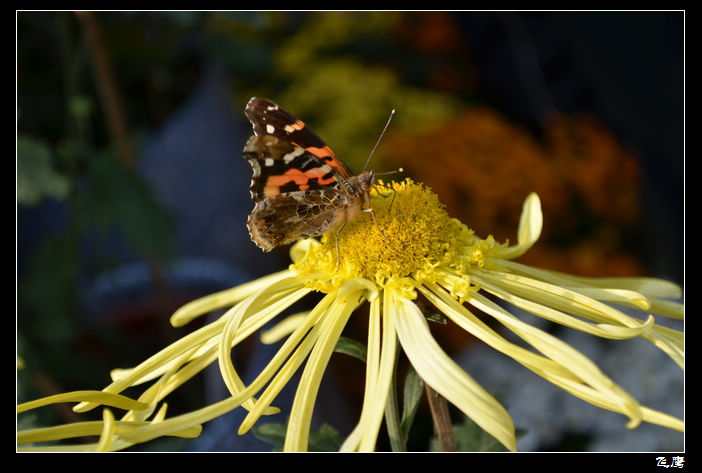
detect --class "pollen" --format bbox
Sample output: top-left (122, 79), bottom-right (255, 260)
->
top-left (291, 179), bottom-right (487, 295)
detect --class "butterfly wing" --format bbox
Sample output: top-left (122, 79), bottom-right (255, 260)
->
top-left (243, 134), bottom-right (344, 200)
top-left (243, 98), bottom-right (354, 251)
top-left (246, 189), bottom-right (350, 251)
top-left (245, 97), bottom-right (354, 178)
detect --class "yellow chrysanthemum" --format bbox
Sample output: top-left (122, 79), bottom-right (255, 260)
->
top-left (293, 179), bottom-right (482, 295)
top-left (17, 179), bottom-right (683, 452)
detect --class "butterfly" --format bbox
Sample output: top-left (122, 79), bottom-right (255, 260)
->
top-left (243, 97), bottom-right (379, 256)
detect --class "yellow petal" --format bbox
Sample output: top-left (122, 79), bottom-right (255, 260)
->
top-left (170, 270), bottom-right (293, 327)
top-left (490, 192), bottom-right (542, 260)
top-left (468, 291), bottom-right (643, 427)
top-left (237, 292), bottom-right (338, 434)
top-left (392, 292), bottom-right (517, 451)
top-left (341, 296), bottom-right (383, 452)
top-left (493, 259), bottom-right (682, 301)
top-left (284, 284), bottom-right (360, 451)
top-left (470, 270), bottom-right (654, 340)
top-left (358, 294), bottom-right (397, 451)
top-left (18, 390), bottom-right (148, 414)
top-left (95, 409), bottom-right (116, 452)
top-left (260, 312), bottom-right (309, 344)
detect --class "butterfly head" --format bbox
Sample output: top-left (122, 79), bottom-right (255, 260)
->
top-left (359, 170), bottom-right (375, 187)
top-left (353, 170), bottom-right (375, 207)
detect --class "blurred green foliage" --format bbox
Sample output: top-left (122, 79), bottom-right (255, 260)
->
top-left (73, 150), bottom-right (175, 262)
top-left (17, 12), bottom-right (466, 398)
top-left (18, 12), bottom-right (182, 415)
top-left (17, 136), bottom-right (71, 205)
top-left (253, 422), bottom-right (345, 452)
top-left (267, 12), bottom-right (463, 170)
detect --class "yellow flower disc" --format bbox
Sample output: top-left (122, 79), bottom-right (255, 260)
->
top-left (291, 179), bottom-right (497, 296)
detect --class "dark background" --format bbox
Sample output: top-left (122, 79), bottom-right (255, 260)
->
top-left (17, 11), bottom-right (684, 451)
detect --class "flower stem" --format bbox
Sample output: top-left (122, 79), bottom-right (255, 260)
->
top-left (425, 383), bottom-right (456, 451)
top-left (384, 352), bottom-right (406, 452)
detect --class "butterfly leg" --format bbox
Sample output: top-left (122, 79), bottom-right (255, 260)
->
top-left (362, 207), bottom-right (390, 243)
top-left (387, 185), bottom-right (397, 215)
top-left (334, 220), bottom-right (347, 271)
top-left (372, 182), bottom-right (398, 215)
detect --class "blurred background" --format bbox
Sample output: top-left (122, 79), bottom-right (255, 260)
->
top-left (17, 11), bottom-right (684, 451)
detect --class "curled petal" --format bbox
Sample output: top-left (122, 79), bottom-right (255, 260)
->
top-left (490, 192), bottom-right (542, 260)
top-left (392, 293), bottom-right (516, 451)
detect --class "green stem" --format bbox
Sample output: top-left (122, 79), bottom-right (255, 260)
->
top-left (384, 352), bottom-right (406, 452)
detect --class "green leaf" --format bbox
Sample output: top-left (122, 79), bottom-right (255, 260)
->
top-left (67, 94), bottom-right (94, 120)
top-left (334, 336), bottom-right (367, 363)
top-left (308, 423), bottom-right (344, 452)
top-left (17, 135), bottom-right (70, 206)
top-left (384, 351), bottom-right (405, 452)
top-left (400, 365), bottom-right (424, 440)
top-left (253, 422), bottom-right (344, 452)
top-left (252, 422), bottom-right (286, 451)
top-left (424, 311), bottom-right (447, 325)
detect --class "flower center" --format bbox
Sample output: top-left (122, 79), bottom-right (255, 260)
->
top-left (291, 179), bottom-right (498, 295)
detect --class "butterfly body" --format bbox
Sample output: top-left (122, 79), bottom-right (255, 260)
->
top-left (243, 97), bottom-right (374, 252)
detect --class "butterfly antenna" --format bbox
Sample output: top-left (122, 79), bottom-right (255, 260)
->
top-left (362, 108), bottom-right (396, 172)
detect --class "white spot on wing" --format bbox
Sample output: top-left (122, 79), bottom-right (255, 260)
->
top-left (283, 147), bottom-right (305, 163)
top-left (266, 124), bottom-right (275, 134)
top-left (264, 158), bottom-right (274, 167)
